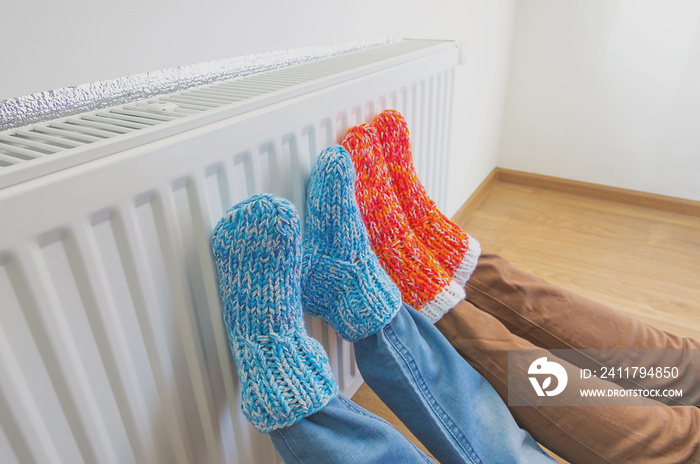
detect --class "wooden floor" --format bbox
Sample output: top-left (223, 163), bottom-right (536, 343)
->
top-left (352, 179), bottom-right (700, 463)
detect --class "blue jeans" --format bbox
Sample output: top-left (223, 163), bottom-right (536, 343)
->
top-left (355, 303), bottom-right (555, 464)
top-left (270, 394), bottom-right (434, 463)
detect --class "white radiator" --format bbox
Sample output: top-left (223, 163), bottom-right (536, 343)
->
top-left (0, 39), bottom-right (458, 464)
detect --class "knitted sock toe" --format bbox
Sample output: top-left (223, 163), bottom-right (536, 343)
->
top-left (342, 124), bottom-right (465, 323)
top-left (302, 145), bottom-right (402, 341)
top-left (211, 194), bottom-right (337, 433)
top-left (373, 109), bottom-right (481, 287)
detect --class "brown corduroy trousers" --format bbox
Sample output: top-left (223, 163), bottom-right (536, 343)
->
top-left (435, 253), bottom-right (700, 464)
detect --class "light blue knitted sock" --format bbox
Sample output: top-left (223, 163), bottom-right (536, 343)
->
top-left (302, 145), bottom-right (402, 342)
top-left (211, 193), bottom-right (338, 433)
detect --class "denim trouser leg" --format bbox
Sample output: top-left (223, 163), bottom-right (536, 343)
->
top-left (355, 303), bottom-right (555, 464)
top-left (269, 394), bottom-right (434, 464)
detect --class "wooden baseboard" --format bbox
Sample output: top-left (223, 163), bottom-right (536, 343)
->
top-left (497, 168), bottom-right (700, 217)
top-left (452, 167), bottom-right (700, 220)
top-left (451, 168), bottom-right (499, 224)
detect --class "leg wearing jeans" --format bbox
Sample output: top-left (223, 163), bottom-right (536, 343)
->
top-left (303, 146), bottom-right (553, 463)
top-left (213, 194), bottom-right (432, 463)
top-left (270, 395), bottom-right (434, 464)
top-left (436, 300), bottom-right (700, 464)
top-left (355, 303), bottom-right (555, 464)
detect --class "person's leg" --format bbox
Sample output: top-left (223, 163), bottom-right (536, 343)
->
top-left (365, 108), bottom-right (700, 389)
top-left (342, 125), bottom-right (464, 323)
top-left (302, 146), bottom-right (554, 463)
top-left (467, 253), bottom-right (700, 352)
top-left (301, 144), bottom-right (402, 342)
top-left (355, 303), bottom-right (556, 464)
top-left (467, 253), bottom-right (700, 401)
top-left (372, 109), bottom-right (481, 287)
top-left (343, 108), bottom-right (700, 460)
top-left (270, 395), bottom-right (434, 464)
top-left (212, 194), bottom-right (433, 464)
top-left (211, 194), bottom-right (337, 432)
top-left (436, 300), bottom-right (700, 464)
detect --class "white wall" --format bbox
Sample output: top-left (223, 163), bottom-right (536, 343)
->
top-left (1, 0), bottom-right (518, 215)
top-left (499, 0), bottom-right (700, 201)
top-left (448, 1), bottom-right (518, 215)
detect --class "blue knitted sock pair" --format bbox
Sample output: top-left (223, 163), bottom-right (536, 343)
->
top-left (211, 146), bottom-right (400, 432)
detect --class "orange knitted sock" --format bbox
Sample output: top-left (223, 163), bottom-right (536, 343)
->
top-left (372, 109), bottom-right (481, 288)
top-left (341, 123), bottom-right (464, 323)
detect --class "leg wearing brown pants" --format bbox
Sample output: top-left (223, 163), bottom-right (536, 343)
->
top-left (466, 254), bottom-right (700, 352)
top-left (465, 254), bottom-right (700, 402)
top-left (436, 300), bottom-right (700, 464)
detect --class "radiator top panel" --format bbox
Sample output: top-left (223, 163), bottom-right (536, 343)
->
top-left (0, 40), bottom-right (455, 190)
